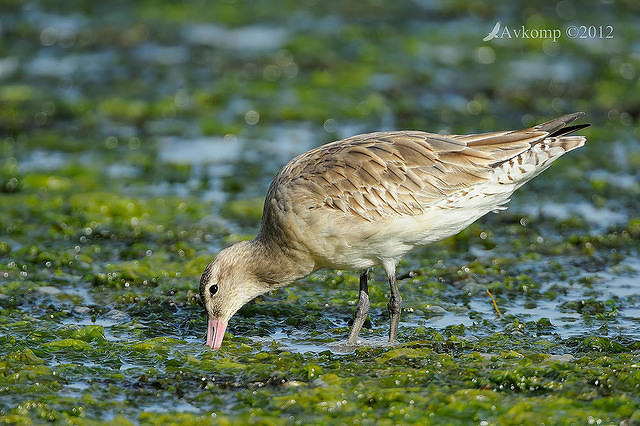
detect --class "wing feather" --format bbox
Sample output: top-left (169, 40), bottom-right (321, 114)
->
top-left (264, 114), bottom-right (587, 223)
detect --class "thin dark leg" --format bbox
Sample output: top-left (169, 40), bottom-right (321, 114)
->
top-left (387, 272), bottom-right (402, 343)
top-left (348, 270), bottom-right (370, 345)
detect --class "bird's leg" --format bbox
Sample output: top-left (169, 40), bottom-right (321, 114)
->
top-left (347, 270), bottom-right (370, 345)
top-left (387, 271), bottom-right (402, 343)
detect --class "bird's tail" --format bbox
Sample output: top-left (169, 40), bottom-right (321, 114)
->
top-left (531, 111), bottom-right (589, 157)
top-left (491, 113), bottom-right (590, 186)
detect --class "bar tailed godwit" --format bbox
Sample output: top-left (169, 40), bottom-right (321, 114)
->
top-left (200, 112), bottom-right (589, 349)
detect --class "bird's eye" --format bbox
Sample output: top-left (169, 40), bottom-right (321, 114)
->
top-left (209, 284), bottom-right (218, 296)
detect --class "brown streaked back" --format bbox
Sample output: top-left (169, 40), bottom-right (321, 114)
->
top-left (263, 113), bottom-right (589, 223)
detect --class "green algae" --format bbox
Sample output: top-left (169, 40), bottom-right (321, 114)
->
top-left (43, 339), bottom-right (93, 352)
top-left (221, 198), bottom-right (264, 226)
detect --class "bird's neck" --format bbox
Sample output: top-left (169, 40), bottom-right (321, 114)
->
top-left (247, 236), bottom-right (315, 288)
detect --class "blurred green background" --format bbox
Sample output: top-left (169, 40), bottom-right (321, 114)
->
top-left (1, 0), bottom-right (640, 424)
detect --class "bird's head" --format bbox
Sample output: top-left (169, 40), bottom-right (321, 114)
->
top-left (199, 240), bottom-right (267, 349)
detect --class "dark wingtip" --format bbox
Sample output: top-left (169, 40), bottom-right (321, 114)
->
top-left (565, 111), bottom-right (586, 120)
top-left (548, 123), bottom-right (591, 138)
top-left (557, 112), bottom-right (586, 123)
top-left (534, 112), bottom-right (588, 134)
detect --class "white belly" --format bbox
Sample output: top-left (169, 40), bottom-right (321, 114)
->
top-left (311, 182), bottom-right (515, 271)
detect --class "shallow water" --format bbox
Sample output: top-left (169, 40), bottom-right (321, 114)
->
top-left (1, 0), bottom-right (640, 424)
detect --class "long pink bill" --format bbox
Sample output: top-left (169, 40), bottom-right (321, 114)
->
top-left (206, 317), bottom-right (228, 350)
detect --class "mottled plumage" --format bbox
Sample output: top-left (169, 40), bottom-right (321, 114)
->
top-left (199, 113), bottom-right (589, 349)
top-left (265, 112), bottom-right (586, 222)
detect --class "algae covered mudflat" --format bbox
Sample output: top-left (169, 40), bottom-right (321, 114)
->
top-left (1, 0), bottom-right (640, 424)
